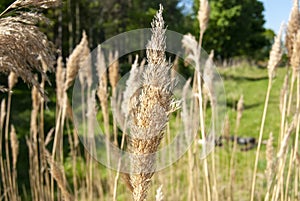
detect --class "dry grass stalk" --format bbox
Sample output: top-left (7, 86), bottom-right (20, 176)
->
top-left (78, 38), bottom-right (92, 88)
top-left (127, 5), bottom-right (173, 201)
top-left (0, 0), bottom-right (61, 16)
top-left (53, 32), bottom-right (90, 187)
top-left (65, 31), bottom-right (89, 90)
top-left (44, 128), bottom-right (54, 146)
top-left (38, 57), bottom-right (48, 193)
top-left (285, 0), bottom-right (299, 61)
top-left (265, 118), bottom-right (297, 201)
top-left (250, 26), bottom-right (283, 201)
top-left (123, 55), bottom-right (140, 117)
top-left (203, 50), bottom-right (218, 201)
top-left (265, 132), bottom-right (274, 187)
top-left (96, 46), bottom-right (111, 169)
top-left (279, 74), bottom-right (289, 114)
top-left (198, 0), bottom-right (210, 36)
top-left (291, 30), bottom-right (300, 74)
top-left (0, 12), bottom-right (55, 94)
top-left (0, 100), bottom-right (6, 200)
top-left (203, 50), bottom-right (215, 110)
top-left (267, 25), bottom-right (283, 79)
top-left (229, 95), bottom-right (244, 201)
top-left (279, 74), bottom-right (289, 148)
top-left (283, 150), bottom-right (294, 201)
top-left (96, 45), bottom-right (109, 136)
top-left (10, 125), bottom-right (18, 170)
top-left (8, 72), bottom-right (18, 90)
top-left (31, 82), bottom-right (40, 136)
top-left (96, 46), bottom-right (113, 197)
top-left (182, 78), bottom-right (198, 201)
top-left (223, 114), bottom-right (230, 141)
top-left (28, 79), bottom-right (45, 200)
top-left (0, 86), bottom-right (9, 92)
top-left (236, 95), bottom-right (244, 133)
top-left (108, 50), bottom-right (120, 94)
top-left (10, 124), bottom-right (20, 201)
top-left (0, 100), bottom-right (5, 186)
top-left (3, 70), bottom-right (19, 201)
top-left (108, 49), bottom-right (119, 158)
top-left (268, 119), bottom-right (296, 201)
top-left (0, 99), bottom-right (5, 138)
top-left (183, 5), bottom-right (212, 200)
top-left (287, 29), bottom-right (300, 115)
top-left (87, 90), bottom-right (97, 147)
top-left (86, 90), bottom-right (97, 200)
top-left (46, 153), bottom-right (74, 201)
top-left (155, 185), bottom-right (164, 201)
top-left (182, 34), bottom-right (200, 72)
top-left (56, 56), bottom-right (65, 107)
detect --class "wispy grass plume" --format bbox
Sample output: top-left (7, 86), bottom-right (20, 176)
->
top-left (126, 5), bottom-right (173, 201)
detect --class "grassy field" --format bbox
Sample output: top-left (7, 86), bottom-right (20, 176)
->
top-left (1, 1), bottom-right (299, 201)
top-left (219, 65), bottom-right (287, 142)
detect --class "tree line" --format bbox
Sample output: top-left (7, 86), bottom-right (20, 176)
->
top-left (0, 0), bottom-right (275, 62)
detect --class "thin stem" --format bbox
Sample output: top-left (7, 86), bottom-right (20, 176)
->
top-left (250, 78), bottom-right (272, 201)
top-left (113, 119), bottom-right (127, 201)
top-left (4, 92), bottom-right (12, 199)
top-left (287, 72), bottom-right (295, 116)
top-left (0, 1), bottom-right (15, 17)
top-left (293, 72), bottom-right (300, 198)
top-left (284, 150), bottom-right (293, 201)
top-left (197, 31), bottom-right (211, 201)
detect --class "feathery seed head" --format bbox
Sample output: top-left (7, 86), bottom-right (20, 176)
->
top-left (265, 132), bottom-right (274, 186)
top-left (10, 125), bottom-right (19, 170)
top-left (122, 55), bottom-right (140, 116)
top-left (198, 0), bottom-right (210, 35)
top-left (155, 185), bottom-right (164, 201)
top-left (0, 13), bottom-right (55, 91)
top-left (65, 31), bottom-right (89, 90)
top-left (8, 71), bottom-right (18, 90)
top-left (56, 56), bottom-right (65, 106)
top-left (46, 155), bottom-right (74, 201)
top-left (237, 95), bottom-right (244, 118)
top-left (291, 29), bottom-right (300, 73)
top-left (146, 4), bottom-right (166, 66)
top-left (108, 50), bottom-right (120, 90)
top-left (267, 25), bottom-right (283, 79)
top-left (203, 50), bottom-right (215, 104)
top-left (3, 0), bottom-right (60, 14)
top-left (0, 100), bottom-right (5, 128)
top-left (126, 5), bottom-right (173, 201)
top-left (182, 33), bottom-right (201, 72)
top-left (277, 118), bottom-right (296, 158)
top-left (31, 77), bottom-right (40, 110)
top-left (285, 0), bottom-right (300, 60)
top-left (96, 45), bottom-right (108, 106)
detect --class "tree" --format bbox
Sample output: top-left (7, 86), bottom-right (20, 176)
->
top-left (42, 0), bottom-right (188, 58)
top-left (193, 0), bottom-right (271, 60)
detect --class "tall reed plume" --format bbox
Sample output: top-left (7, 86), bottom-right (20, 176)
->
top-left (250, 25), bottom-right (283, 201)
top-left (285, 0), bottom-right (299, 62)
top-left (125, 5), bottom-right (173, 201)
top-left (0, 0), bottom-right (60, 95)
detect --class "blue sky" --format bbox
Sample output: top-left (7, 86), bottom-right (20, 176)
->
top-left (260, 0), bottom-right (293, 33)
top-left (178, 0), bottom-right (294, 33)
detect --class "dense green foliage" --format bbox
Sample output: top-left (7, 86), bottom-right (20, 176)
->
top-left (192, 0), bottom-right (275, 60)
top-left (1, 0), bottom-right (273, 60)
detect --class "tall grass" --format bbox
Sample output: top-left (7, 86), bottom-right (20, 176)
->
top-left (0, 0), bottom-right (300, 201)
